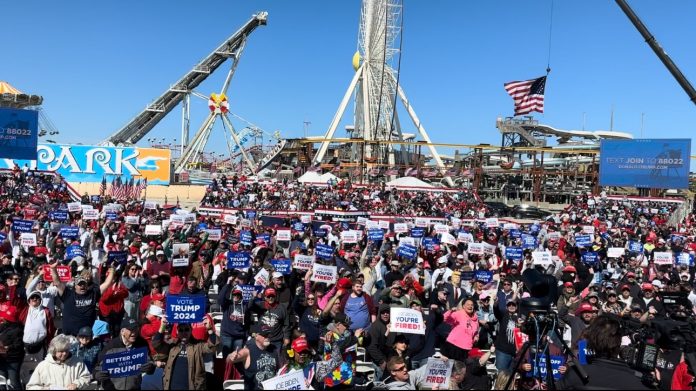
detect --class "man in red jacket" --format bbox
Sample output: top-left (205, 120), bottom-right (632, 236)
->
top-left (98, 280), bottom-right (129, 337)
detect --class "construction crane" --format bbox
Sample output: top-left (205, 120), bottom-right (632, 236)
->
top-left (103, 12), bottom-right (268, 145)
top-left (615, 0), bottom-right (696, 106)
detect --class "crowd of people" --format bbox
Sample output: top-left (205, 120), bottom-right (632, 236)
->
top-left (0, 168), bottom-right (695, 390)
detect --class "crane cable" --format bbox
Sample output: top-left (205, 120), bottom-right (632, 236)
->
top-left (546, 0), bottom-right (555, 75)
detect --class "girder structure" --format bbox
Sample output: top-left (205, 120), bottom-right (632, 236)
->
top-left (104, 12), bottom-right (268, 145)
top-left (312, 0), bottom-right (451, 185)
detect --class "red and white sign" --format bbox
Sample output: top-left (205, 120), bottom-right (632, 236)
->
top-left (379, 220), bottom-right (390, 230)
top-left (415, 218), bottom-right (430, 228)
top-left (293, 254), bottom-right (315, 270)
top-left (83, 209), bottom-right (99, 220)
top-left (125, 216), bottom-right (140, 225)
top-left (21, 233), bottom-right (37, 246)
top-left (43, 265), bottom-right (72, 282)
top-left (144, 225), bottom-right (162, 236)
top-left (394, 223), bottom-right (408, 233)
top-left (341, 231), bottom-right (358, 244)
top-left (311, 264), bottom-right (337, 284)
top-left (389, 307), bottom-right (425, 335)
top-left (434, 224), bottom-right (449, 234)
top-left (654, 252), bottom-right (673, 265)
top-left (67, 202), bottom-right (81, 212)
top-left (276, 229), bottom-right (291, 241)
top-left (223, 214), bottom-right (238, 225)
top-left (467, 243), bottom-right (483, 255)
top-left (582, 226), bottom-right (595, 234)
top-left (486, 218), bottom-right (499, 228)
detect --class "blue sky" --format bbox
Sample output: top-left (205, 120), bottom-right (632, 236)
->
top-left (3, 1), bottom-right (695, 157)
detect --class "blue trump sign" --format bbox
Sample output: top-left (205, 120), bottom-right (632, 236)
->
top-left (628, 241), bottom-right (643, 253)
top-left (66, 245), bottom-right (85, 260)
top-left (166, 295), bottom-right (206, 323)
top-left (270, 259), bottom-right (292, 275)
top-left (521, 234), bottom-right (537, 249)
top-left (313, 228), bottom-right (327, 238)
top-left (105, 212), bottom-right (118, 221)
top-left (293, 222), bottom-right (305, 231)
top-left (474, 270), bottom-right (493, 284)
top-left (677, 253), bottom-right (694, 267)
top-left (60, 226), bottom-right (79, 239)
top-left (528, 354), bottom-right (565, 380)
top-left (505, 247), bottom-right (523, 261)
top-left (246, 210), bottom-right (257, 219)
top-left (397, 244), bottom-right (417, 260)
top-left (575, 235), bottom-right (592, 248)
top-left (107, 250), bottom-right (128, 265)
top-left (316, 244), bottom-right (334, 260)
top-left (239, 284), bottom-right (263, 304)
top-left (581, 252), bottom-right (599, 267)
top-left (0, 232), bottom-right (6, 242)
top-left (239, 230), bottom-right (252, 246)
top-left (411, 228), bottom-right (425, 238)
top-left (227, 251), bottom-right (251, 269)
top-left (509, 229), bottom-right (521, 239)
top-left (102, 347), bottom-right (148, 378)
top-left (599, 139), bottom-right (691, 189)
top-left (49, 211), bottom-right (69, 221)
top-left (11, 219), bottom-right (34, 233)
top-left (367, 229), bottom-right (384, 241)
top-left (0, 108), bottom-right (38, 160)
top-left (258, 233), bottom-right (271, 244)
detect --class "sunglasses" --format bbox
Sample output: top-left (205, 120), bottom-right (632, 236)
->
top-left (503, 283), bottom-right (512, 286)
top-left (307, 297), bottom-right (316, 300)
top-left (392, 365), bottom-right (408, 372)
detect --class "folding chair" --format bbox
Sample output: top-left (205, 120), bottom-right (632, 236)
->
top-left (223, 379), bottom-right (244, 390)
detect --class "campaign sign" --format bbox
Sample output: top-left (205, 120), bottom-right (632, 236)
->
top-left (394, 223), bottom-right (408, 233)
top-left (599, 139), bottom-right (691, 189)
top-left (66, 245), bottom-right (85, 260)
top-left (510, 229), bottom-right (522, 239)
top-left (467, 243), bottom-right (484, 255)
top-left (315, 244), bottom-right (334, 260)
top-left (261, 369), bottom-right (306, 390)
top-left (125, 216), bottom-right (139, 225)
top-left (434, 224), bottom-right (449, 234)
top-left (11, 219), bottom-right (34, 233)
top-left (143, 201), bottom-right (157, 210)
top-left (107, 250), bottom-right (128, 265)
top-left (293, 254), bottom-right (315, 270)
top-left (677, 253), bottom-right (694, 267)
top-left (205, 229), bottom-right (222, 241)
top-left (528, 354), bottom-right (565, 380)
top-left (532, 251), bottom-right (553, 266)
top-left (223, 214), bottom-right (238, 225)
top-left (423, 358), bottom-right (454, 389)
top-left (67, 202), bottom-right (81, 213)
top-left (240, 230), bottom-right (253, 246)
top-left (239, 284), bottom-right (262, 304)
top-left (505, 247), bottom-right (523, 261)
top-left (410, 228), bottom-right (425, 238)
top-left (379, 220), bottom-right (390, 230)
top-left (196, 223), bottom-right (208, 233)
top-left (575, 235), bottom-right (592, 248)
top-left (311, 264), bottom-right (337, 284)
top-left (654, 252), bottom-right (674, 265)
top-left (521, 234), bottom-right (537, 249)
top-left (399, 237), bottom-right (416, 247)
top-left (423, 237), bottom-right (438, 252)
top-left (254, 268), bottom-right (269, 287)
top-left (276, 229), bottom-right (291, 241)
top-left (629, 241), bottom-right (643, 253)
top-left (258, 233), bottom-right (271, 244)
top-left (166, 295), bottom-right (206, 324)
top-left (0, 232), bottom-right (6, 242)
top-left (105, 212), bottom-right (118, 221)
top-left (300, 215), bottom-right (311, 224)
top-left (461, 271), bottom-right (475, 281)
top-left (441, 232), bottom-right (457, 246)
top-left (607, 247), bottom-right (625, 258)
top-left (474, 270), bottom-right (494, 284)
top-left (292, 222), bottom-right (304, 232)
top-left (172, 243), bottom-right (190, 267)
top-left (340, 231), bottom-right (358, 243)
top-left (367, 229), bottom-right (384, 241)
top-left (43, 265), bottom-right (71, 282)
top-left (582, 225), bottom-right (596, 234)
top-left (389, 307), bottom-right (425, 335)
top-left (245, 210), bottom-right (257, 220)
top-left (457, 232), bottom-right (473, 243)
top-left (20, 233), bottom-right (37, 246)
top-left (144, 225), bottom-right (162, 236)
top-left (483, 243), bottom-right (496, 255)
top-left (270, 259), bottom-right (292, 275)
top-left (414, 218), bottom-right (430, 228)
top-left (227, 252), bottom-right (251, 269)
top-left (581, 252), bottom-right (599, 267)
top-left (397, 244), bottom-right (417, 260)
top-left (102, 347), bottom-right (148, 378)
top-left (49, 211), bottom-right (68, 221)
top-left (486, 218), bottom-right (499, 228)
top-left (313, 228), bottom-right (327, 238)
top-left (365, 220), bottom-right (379, 230)
top-left (60, 226), bottom-right (79, 239)
top-left (577, 339), bottom-right (594, 365)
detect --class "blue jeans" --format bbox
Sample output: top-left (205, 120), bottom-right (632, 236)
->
top-left (496, 350), bottom-right (514, 372)
top-left (0, 360), bottom-right (21, 390)
top-left (221, 334), bottom-right (246, 359)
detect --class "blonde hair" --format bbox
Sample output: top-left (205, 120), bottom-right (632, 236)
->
top-left (493, 370), bottom-right (517, 390)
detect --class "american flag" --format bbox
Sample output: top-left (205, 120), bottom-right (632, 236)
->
top-left (332, 163), bottom-right (341, 173)
top-left (404, 167), bottom-right (418, 177)
top-left (109, 177), bottom-right (116, 197)
top-left (100, 176), bottom-right (107, 196)
top-left (504, 75), bottom-right (546, 116)
top-left (385, 168), bottom-right (399, 176)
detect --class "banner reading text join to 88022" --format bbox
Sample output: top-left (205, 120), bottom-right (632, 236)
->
top-left (599, 139), bottom-right (691, 190)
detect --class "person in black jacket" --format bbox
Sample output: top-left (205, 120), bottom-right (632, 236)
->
top-left (94, 318), bottom-right (155, 390)
top-left (218, 284), bottom-right (249, 358)
top-left (493, 296), bottom-right (521, 372)
top-left (0, 307), bottom-right (23, 389)
top-left (367, 304), bottom-right (395, 381)
top-left (559, 314), bottom-right (652, 389)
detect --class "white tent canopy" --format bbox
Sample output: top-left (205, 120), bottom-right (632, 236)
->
top-left (385, 176), bottom-right (434, 188)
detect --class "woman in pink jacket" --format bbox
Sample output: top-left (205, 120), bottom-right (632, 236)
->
top-left (442, 297), bottom-right (479, 361)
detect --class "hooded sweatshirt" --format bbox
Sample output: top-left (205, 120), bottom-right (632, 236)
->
top-left (25, 353), bottom-right (91, 390)
top-left (219, 284), bottom-right (248, 339)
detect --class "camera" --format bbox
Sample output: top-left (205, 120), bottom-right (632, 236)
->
top-left (518, 269), bottom-right (560, 338)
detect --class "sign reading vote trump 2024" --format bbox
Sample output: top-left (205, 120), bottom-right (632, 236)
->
top-left (102, 347), bottom-right (148, 378)
top-left (166, 295), bottom-right (206, 324)
top-left (261, 369), bottom-right (307, 390)
top-left (423, 358), bottom-right (454, 389)
top-left (389, 307), bottom-right (425, 335)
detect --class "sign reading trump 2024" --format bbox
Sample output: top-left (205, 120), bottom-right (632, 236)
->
top-left (102, 347), bottom-right (148, 378)
top-left (390, 307), bottom-right (425, 335)
top-left (599, 139), bottom-right (691, 189)
top-left (166, 295), bottom-right (206, 324)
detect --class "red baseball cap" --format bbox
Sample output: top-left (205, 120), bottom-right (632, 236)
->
top-left (337, 277), bottom-right (353, 291)
top-left (626, 272), bottom-right (636, 278)
top-left (621, 284), bottom-right (631, 291)
top-left (641, 283), bottom-right (654, 291)
top-left (265, 288), bottom-right (277, 297)
top-left (562, 266), bottom-right (577, 273)
top-left (575, 303), bottom-right (595, 315)
top-left (291, 337), bottom-right (310, 353)
top-left (468, 348), bottom-right (484, 359)
top-left (563, 282), bottom-right (574, 288)
top-left (151, 293), bottom-right (166, 302)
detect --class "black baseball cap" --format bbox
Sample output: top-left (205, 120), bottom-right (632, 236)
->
top-left (334, 313), bottom-right (353, 327)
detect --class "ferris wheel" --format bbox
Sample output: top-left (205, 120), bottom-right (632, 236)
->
top-left (313, 0), bottom-right (450, 184)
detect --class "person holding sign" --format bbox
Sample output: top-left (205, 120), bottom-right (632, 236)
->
top-left (227, 324), bottom-right (281, 390)
top-left (25, 335), bottom-right (91, 390)
top-left (153, 316), bottom-right (218, 390)
top-left (441, 298), bottom-right (479, 362)
top-left (94, 318), bottom-right (155, 389)
top-left (50, 262), bottom-right (115, 336)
